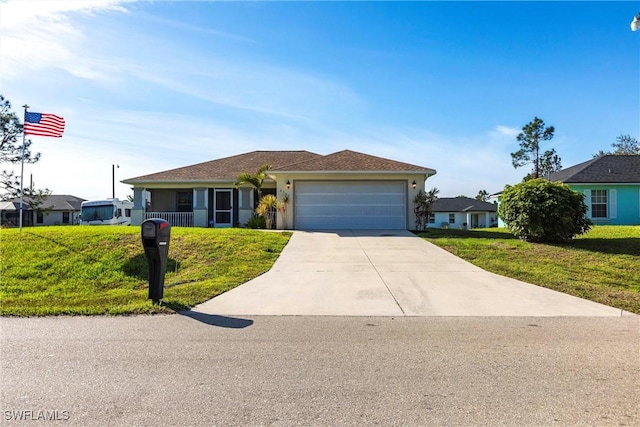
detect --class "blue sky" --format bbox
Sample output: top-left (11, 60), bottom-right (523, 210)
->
top-left (1, 0), bottom-right (638, 200)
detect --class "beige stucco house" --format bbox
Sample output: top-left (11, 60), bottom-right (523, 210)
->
top-left (122, 149), bottom-right (436, 230)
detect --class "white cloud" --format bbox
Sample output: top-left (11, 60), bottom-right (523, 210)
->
top-left (0, 0), bottom-right (131, 81)
top-left (0, 2), bottom-right (527, 201)
top-left (325, 126), bottom-right (524, 197)
top-left (492, 125), bottom-right (520, 138)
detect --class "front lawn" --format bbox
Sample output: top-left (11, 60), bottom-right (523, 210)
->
top-left (0, 226), bottom-right (291, 316)
top-left (417, 226), bottom-right (640, 314)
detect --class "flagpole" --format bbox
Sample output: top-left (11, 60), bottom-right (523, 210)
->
top-left (19, 105), bottom-right (29, 232)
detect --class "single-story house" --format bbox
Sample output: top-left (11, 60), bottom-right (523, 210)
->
top-left (427, 197), bottom-right (498, 229)
top-left (0, 194), bottom-right (86, 227)
top-left (122, 149), bottom-right (436, 230)
top-left (548, 155), bottom-right (640, 225)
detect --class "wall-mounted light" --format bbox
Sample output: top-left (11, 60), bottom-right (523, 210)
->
top-left (286, 180), bottom-right (291, 189)
top-left (411, 180), bottom-right (417, 189)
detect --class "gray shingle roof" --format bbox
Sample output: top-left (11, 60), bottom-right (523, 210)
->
top-left (272, 149), bottom-right (436, 174)
top-left (123, 149), bottom-right (436, 184)
top-left (548, 155), bottom-right (640, 183)
top-left (1, 195), bottom-right (86, 211)
top-left (123, 151), bottom-right (321, 183)
top-left (430, 197), bottom-right (497, 212)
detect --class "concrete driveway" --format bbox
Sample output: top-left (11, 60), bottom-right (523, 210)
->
top-left (193, 230), bottom-right (632, 317)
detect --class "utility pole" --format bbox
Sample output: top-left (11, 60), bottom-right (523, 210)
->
top-left (112, 164), bottom-right (119, 199)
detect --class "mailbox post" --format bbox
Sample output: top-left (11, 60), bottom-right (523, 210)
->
top-left (141, 218), bottom-right (171, 304)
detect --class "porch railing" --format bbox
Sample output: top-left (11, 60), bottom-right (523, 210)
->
top-left (145, 212), bottom-right (194, 227)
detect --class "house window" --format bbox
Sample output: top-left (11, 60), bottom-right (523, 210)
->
top-left (591, 190), bottom-right (607, 218)
top-left (37, 212), bottom-right (44, 224)
top-left (239, 188), bottom-right (252, 209)
top-left (176, 191), bottom-right (193, 212)
top-left (449, 213), bottom-right (455, 224)
top-left (428, 213), bottom-right (435, 224)
top-left (62, 212), bottom-right (70, 224)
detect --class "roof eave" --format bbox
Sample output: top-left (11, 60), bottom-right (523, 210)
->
top-left (564, 181), bottom-right (640, 185)
top-left (268, 169), bottom-right (436, 175)
top-left (122, 178), bottom-right (238, 184)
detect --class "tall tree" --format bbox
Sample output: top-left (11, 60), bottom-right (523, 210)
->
top-left (592, 134), bottom-right (639, 157)
top-left (537, 149), bottom-right (562, 178)
top-left (0, 95), bottom-right (51, 211)
top-left (511, 117), bottom-right (560, 179)
top-left (612, 134), bottom-right (639, 155)
top-left (475, 189), bottom-right (489, 202)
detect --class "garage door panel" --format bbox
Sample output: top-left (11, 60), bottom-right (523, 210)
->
top-left (294, 181), bottom-right (406, 230)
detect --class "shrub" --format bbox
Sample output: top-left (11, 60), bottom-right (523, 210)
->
top-left (498, 179), bottom-right (591, 243)
top-left (245, 215), bottom-right (266, 229)
top-left (256, 194), bottom-right (277, 229)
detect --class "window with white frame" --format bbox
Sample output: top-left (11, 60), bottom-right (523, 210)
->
top-left (428, 213), bottom-right (435, 224)
top-left (449, 213), bottom-right (455, 224)
top-left (591, 190), bottom-right (607, 218)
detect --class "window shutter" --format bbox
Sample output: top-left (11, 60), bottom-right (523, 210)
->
top-left (610, 189), bottom-right (617, 219)
top-left (584, 190), bottom-right (591, 217)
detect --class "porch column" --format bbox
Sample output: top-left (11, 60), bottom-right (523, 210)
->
top-left (131, 187), bottom-right (146, 226)
top-left (193, 187), bottom-right (208, 227)
top-left (485, 212), bottom-right (490, 227)
top-left (466, 212), bottom-right (471, 229)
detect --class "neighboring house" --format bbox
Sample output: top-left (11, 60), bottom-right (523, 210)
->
top-left (122, 150), bottom-right (437, 230)
top-left (0, 195), bottom-right (86, 227)
top-left (549, 155), bottom-right (640, 225)
top-left (427, 197), bottom-right (497, 229)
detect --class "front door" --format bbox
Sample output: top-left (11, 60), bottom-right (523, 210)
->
top-left (214, 189), bottom-right (233, 228)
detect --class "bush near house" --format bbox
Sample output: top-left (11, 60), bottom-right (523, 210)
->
top-left (499, 179), bottom-right (591, 242)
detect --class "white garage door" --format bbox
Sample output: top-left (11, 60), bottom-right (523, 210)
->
top-left (294, 181), bottom-right (406, 230)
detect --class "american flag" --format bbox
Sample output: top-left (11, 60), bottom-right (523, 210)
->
top-left (24, 112), bottom-right (65, 138)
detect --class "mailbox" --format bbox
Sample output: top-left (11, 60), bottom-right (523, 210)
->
top-left (141, 218), bottom-right (171, 303)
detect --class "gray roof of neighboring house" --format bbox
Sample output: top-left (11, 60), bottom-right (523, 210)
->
top-left (430, 197), bottom-right (497, 213)
top-left (548, 155), bottom-right (640, 184)
top-left (1, 195), bottom-right (86, 211)
top-left (123, 150), bottom-right (436, 184)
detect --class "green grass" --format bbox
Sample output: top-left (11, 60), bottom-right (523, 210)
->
top-left (3, 225), bottom-right (638, 316)
top-left (417, 226), bottom-right (640, 314)
top-left (0, 226), bottom-right (291, 316)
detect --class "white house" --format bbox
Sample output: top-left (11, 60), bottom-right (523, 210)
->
top-left (427, 197), bottom-right (498, 229)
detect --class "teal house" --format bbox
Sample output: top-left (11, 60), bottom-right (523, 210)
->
top-left (549, 155), bottom-right (640, 225)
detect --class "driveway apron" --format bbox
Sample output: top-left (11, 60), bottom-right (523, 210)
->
top-left (193, 230), bottom-right (631, 317)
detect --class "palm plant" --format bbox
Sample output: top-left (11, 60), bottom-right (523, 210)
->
top-left (235, 164), bottom-right (272, 199)
top-left (256, 194), bottom-right (277, 229)
top-left (413, 187), bottom-right (439, 231)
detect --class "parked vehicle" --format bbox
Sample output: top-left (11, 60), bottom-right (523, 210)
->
top-left (80, 199), bottom-right (133, 225)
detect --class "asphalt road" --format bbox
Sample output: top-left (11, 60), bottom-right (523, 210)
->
top-left (1, 314), bottom-right (638, 426)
